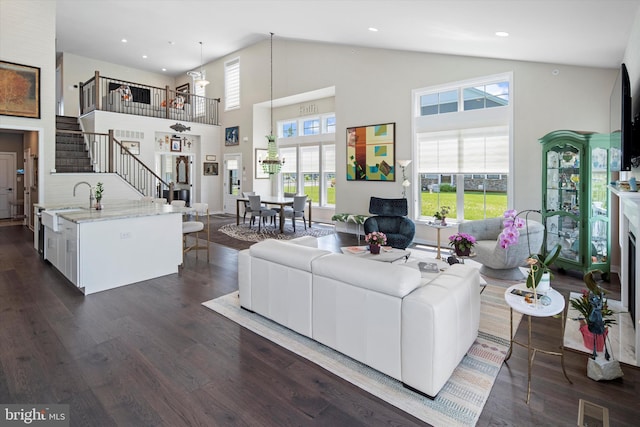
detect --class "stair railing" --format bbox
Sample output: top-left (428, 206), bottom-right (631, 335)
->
top-left (80, 71), bottom-right (220, 125)
top-left (79, 130), bottom-right (174, 200)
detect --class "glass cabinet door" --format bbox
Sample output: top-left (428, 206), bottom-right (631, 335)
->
top-left (589, 146), bottom-right (609, 265)
top-left (545, 145), bottom-right (581, 264)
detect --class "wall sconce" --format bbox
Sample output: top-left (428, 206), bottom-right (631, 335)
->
top-left (398, 159), bottom-right (412, 198)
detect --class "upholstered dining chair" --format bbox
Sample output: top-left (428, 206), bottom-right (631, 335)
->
top-left (182, 202), bottom-right (209, 262)
top-left (248, 195), bottom-right (277, 232)
top-left (283, 195), bottom-right (308, 231)
top-left (170, 200), bottom-right (186, 208)
top-left (242, 191), bottom-right (256, 224)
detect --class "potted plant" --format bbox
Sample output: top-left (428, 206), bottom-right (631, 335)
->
top-left (525, 243), bottom-right (561, 294)
top-left (94, 182), bottom-right (104, 210)
top-left (433, 205), bottom-right (450, 225)
top-left (365, 231), bottom-right (387, 254)
top-left (448, 232), bottom-right (476, 256)
top-left (570, 269), bottom-right (616, 353)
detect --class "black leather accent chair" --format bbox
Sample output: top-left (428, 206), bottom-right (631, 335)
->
top-left (363, 197), bottom-right (415, 249)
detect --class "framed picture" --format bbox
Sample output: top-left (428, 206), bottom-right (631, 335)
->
top-left (255, 148), bottom-right (269, 179)
top-left (205, 155), bottom-right (216, 161)
top-left (0, 60), bottom-right (41, 119)
top-left (176, 83), bottom-right (190, 103)
top-left (170, 137), bottom-right (182, 152)
top-left (346, 122), bottom-right (396, 181)
top-left (203, 162), bottom-right (218, 176)
top-left (225, 126), bottom-right (239, 146)
top-left (121, 140), bottom-right (140, 155)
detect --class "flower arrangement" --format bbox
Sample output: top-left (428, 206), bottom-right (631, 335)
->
top-left (448, 232), bottom-right (476, 254)
top-left (498, 209), bottom-right (526, 248)
top-left (570, 270), bottom-right (616, 331)
top-left (433, 205), bottom-right (450, 221)
top-left (365, 231), bottom-right (387, 247)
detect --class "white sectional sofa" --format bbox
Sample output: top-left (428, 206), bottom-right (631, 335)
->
top-left (238, 237), bottom-right (481, 398)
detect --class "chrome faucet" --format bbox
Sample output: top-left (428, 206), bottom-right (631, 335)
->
top-left (73, 181), bottom-right (94, 209)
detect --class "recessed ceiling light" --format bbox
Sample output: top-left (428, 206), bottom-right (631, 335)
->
top-left (368, 27), bottom-right (378, 32)
top-left (142, 55), bottom-right (148, 59)
top-left (495, 31), bottom-right (509, 37)
top-left (168, 41), bottom-right (175, 45)
top-left (121, 38), bottom-right (128, 43)
top-left (161, 68), bottom-right (167, 72)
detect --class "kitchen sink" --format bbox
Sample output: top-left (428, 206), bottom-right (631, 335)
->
top-left (41, 208), bottom-right (85, 232)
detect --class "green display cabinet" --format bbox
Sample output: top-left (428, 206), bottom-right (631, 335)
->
top-left (539, 130), bottom-right (610, 277)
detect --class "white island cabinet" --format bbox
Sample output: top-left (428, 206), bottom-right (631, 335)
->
top-left (42, 201), bottom-right (184, 295)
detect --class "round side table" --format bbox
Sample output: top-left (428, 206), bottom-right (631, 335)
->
top-left (504, 284), bottom-right (572, 404)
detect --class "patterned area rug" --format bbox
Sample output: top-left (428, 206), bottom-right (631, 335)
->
top-left (218, 223), bottom-right (335, 242)
top-left (202, 285), bottom-right (521, 426)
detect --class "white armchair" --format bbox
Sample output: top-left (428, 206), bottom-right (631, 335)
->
top-left (458, 217), bottom-right (544, 280)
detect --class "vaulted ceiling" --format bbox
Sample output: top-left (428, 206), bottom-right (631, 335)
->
top-left (56, 0), bottom-right (640, 76)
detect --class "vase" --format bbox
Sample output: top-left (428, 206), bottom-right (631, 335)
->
top-left (369, 244), bottom-right (381, 254)
top-left (579, 323), bottom-right (608, 352)
top-left (95, 200), bottom-right (102, 210)
top-left (455, 246), bottom-right (471, 256)
top-left (537, 271), bottom-right (551, 294)
top-left (441, 218), bottom-right (447, 226)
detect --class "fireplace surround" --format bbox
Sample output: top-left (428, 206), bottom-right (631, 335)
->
top-left (610, 185), bottom-right (640, 366)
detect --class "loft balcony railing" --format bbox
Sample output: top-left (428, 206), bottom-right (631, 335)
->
top-left (66, 129), bottom-right (174, 199)
top-left (79, 71), bottom-right (220, 126)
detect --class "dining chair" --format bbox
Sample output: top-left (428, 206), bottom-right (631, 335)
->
top-left (248, 195), bottom-right (277, 232)
top-left (182, 202), bottom-right (210, 262)
top-left (153, 197), bottom-right (167, 204)
top-left (283, 195), bottom-right (308, 231)
top-left (242, 191), bottom-right (256, 224)
top-left (170, 200), bottom-right (186, 208)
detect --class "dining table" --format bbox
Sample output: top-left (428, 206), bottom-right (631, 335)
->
top-left (236, 195), bottom-right (312, 233)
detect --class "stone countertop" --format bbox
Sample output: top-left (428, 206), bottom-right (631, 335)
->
top-left (38, 200), bottom-right (188, 224)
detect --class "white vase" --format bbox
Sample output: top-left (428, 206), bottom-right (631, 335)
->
top-left (537, 271), bottom-right (551, 294)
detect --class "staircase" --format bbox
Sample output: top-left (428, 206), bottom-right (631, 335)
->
top-left (55, 116), bottom-right (93, 173)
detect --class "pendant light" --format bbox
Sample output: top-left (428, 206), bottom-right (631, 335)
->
top-left (193, 41), bottom-right (209, 88)
top-left (260, 32), bottom-right (284, 175)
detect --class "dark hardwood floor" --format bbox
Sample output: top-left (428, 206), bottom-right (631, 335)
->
top-left (0, 225), bottom-right (638, 426)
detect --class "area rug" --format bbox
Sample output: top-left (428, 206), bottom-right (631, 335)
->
top-left (218, 223), bottom-right (335, 242)
top-left (202, 285), bottom-right (520, 426)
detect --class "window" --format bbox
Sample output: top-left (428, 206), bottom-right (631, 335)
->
top-left (324, 116), bottom-right (336, 134)
top-left (280, 147), bottom-right (297, 194)
top-left (413, 73), bottom-right (512, 221)
top-left (281, 121), bottom-right (297, 138)
top-left (277, 112), bottom-right (336, 207)
top-left (224, 58), bottom-right (240, 111)
top-left (303, 119), bottom-right (320, 135)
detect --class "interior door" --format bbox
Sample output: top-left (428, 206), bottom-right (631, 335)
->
top-left (23, 148), bottom-right (32, 226)
top-left (223, 153), bottom-right (241, 214)
top-left (0, 153), bottom-right (16, 219)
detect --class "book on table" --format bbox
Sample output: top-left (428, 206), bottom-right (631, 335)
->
top-left (345, 246), bottom-right (366, 254)
top-left (418, 262), bottom-right (440, 273)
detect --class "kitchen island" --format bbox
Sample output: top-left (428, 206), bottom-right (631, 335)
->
top-left (40, 201), bottom-right (184, 295)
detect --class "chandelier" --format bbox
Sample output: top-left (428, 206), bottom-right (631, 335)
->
top-left (259, 32), bottom-right (284, 175)
top-left (186, 41), bottom-right (209, 87)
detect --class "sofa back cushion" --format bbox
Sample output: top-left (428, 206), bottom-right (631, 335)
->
top-left (250, 239), bottom-right (330, 271)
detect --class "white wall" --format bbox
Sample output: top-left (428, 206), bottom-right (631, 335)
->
top-left (0, 0), bottom-right (55, 205)
top-left (210, 38), bottom-right (616, 220)
top-left (84, 112), bottom-right (222, 210)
